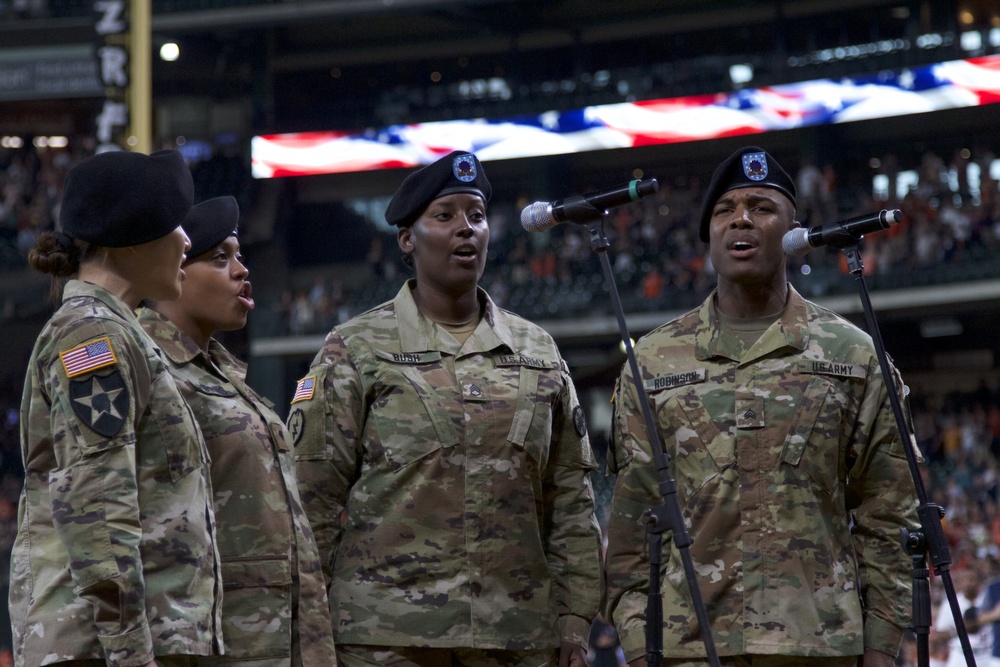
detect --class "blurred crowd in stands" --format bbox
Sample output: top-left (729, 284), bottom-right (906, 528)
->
top-left (265, 145), bottom-right (1000, 337)
top-left (2, 137), bottom-right (1000, 663)
top-left (3, 139), bottom-right (998, 330)
top-left (8, 139), bottom-right (995, 333)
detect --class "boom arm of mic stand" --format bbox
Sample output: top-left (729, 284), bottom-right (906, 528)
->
top-left (840, 245), bottom-right (976, 667)
top-left (586, 219), bottom-right (721, 667)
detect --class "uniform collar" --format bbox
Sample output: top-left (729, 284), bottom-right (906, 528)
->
top-left (64, 279), bottom-right (138, 323)
top-left (394, 279), bottom-right (513, 356)
top-left (137, 307), bottom-right (203, 364)
top-left (695, 283), bottom-right (809, 363)
top-left (137, 308), bottom-right (247, 385)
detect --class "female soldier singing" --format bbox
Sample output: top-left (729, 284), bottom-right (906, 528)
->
top-left (289, 151), bottom-right (603, 667)
top-left (138, 196), bottom-right (336, 666)
top-left (10, 150), bottom-right (223, 667)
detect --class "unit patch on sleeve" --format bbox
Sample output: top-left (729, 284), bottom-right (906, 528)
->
top-left (69, 370), bottom-right (129, 437)
top-left (287, 408), bottom-right (306, 447)
top-left (572, 405), bottom-right (588, 438)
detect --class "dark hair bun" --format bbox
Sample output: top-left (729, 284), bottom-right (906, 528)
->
top-left (28, 231), bottom-right (82, 277)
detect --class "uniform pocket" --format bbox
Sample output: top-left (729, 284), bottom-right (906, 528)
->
top-left (779, 374), bottom-right (850, 496)
top-left (506, 366), bottom-right (559, 469)
top-left (648, 385), bottom-right (728, 502)
top-left (219, 557), bottom-right (293, 659)
top-left (371, 366), bottom-right (459, 470)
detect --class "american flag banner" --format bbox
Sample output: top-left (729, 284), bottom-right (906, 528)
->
top-left (59, 337), bottom-right (117, 378)
top-left (291, 376), bottom-right (316, 404)
top-left (252, 53), bottom-right (1000, 178)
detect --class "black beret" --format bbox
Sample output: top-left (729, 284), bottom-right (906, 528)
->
top-left (184, 196), bottom-right (240, 258)
top-left (59, 149), bottom-right (194, 248)
top-left (384, 151), bottom-right (491, 227)
top-left (698, 146), bottom-right (796, 242)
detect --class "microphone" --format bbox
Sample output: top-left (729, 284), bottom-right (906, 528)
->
top-left (521, 178), bottom-right (659, 232)
top-left (782, 209), bottom-right (903, 256)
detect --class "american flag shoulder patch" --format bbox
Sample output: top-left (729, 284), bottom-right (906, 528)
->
top-left (291, 375), bottom-right (317, 404)
top-left (59, 336), bottom-right (118, 378)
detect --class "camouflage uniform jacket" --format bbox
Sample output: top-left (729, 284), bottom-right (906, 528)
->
top-left (10, 280), bottom-right (224, 667)
top-left (290, 280), bottom-right (603, 650)
top-left (138, 309), bottom-right (337, 666)
top-left (604, 285), bottom-right (918, 662)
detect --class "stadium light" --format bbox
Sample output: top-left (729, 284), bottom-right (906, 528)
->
top-left (159, 42), bottom-right (180, 62)
top-left (729, 63), bottom-right (753, 85)
top-left (32, 136), bottom-right (68, 148)
top-left (961, 30), bottom-right (983, 51)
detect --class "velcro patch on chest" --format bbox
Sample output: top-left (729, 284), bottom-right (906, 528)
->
top-left (735, 396), bottom-right (765, 429)
top-left (494, 354), bottom-right (558, 370)
top-left (643, 368), bottom-right (706, 392)
top-left (462, 382), bottom-right (489, 402)
top-left (800, 360), bottom-right (866, 379)
top-left (373, 350), bottom-right (443, 364)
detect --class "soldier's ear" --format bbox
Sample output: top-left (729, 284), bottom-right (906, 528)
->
top-left (397, 227), bottom-right (413, 252)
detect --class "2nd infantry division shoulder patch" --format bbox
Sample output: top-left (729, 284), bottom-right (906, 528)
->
top-left (69, 370), bottom-right (130, 437)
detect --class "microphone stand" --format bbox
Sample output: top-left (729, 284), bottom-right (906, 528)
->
top-left (837, 242), bottom-right (976, 667)
top-left (583, 212), bottom-right (721, 667)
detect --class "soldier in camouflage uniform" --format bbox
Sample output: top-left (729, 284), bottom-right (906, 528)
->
top-left (138, 196), bottom-right (336, 666)
top-left (603, 147), bottom-right (919, 667)
top-left (10, 151), bottom-right (224, 667)
top-left (290, 151), bottom-right (604, 667)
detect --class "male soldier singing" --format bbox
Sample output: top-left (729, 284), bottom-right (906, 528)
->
top-left (604, 146), bottom-right (919, 667)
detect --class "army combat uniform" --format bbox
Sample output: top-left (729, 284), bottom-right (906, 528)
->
top-left (10, 280), bottom-right (224, 667)
top-left (291, 280), bottom-right (603, 654)
top-left (604, 285), bottom-right (919, 663)
top-left (138, 309), bottom-right (337, 666)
